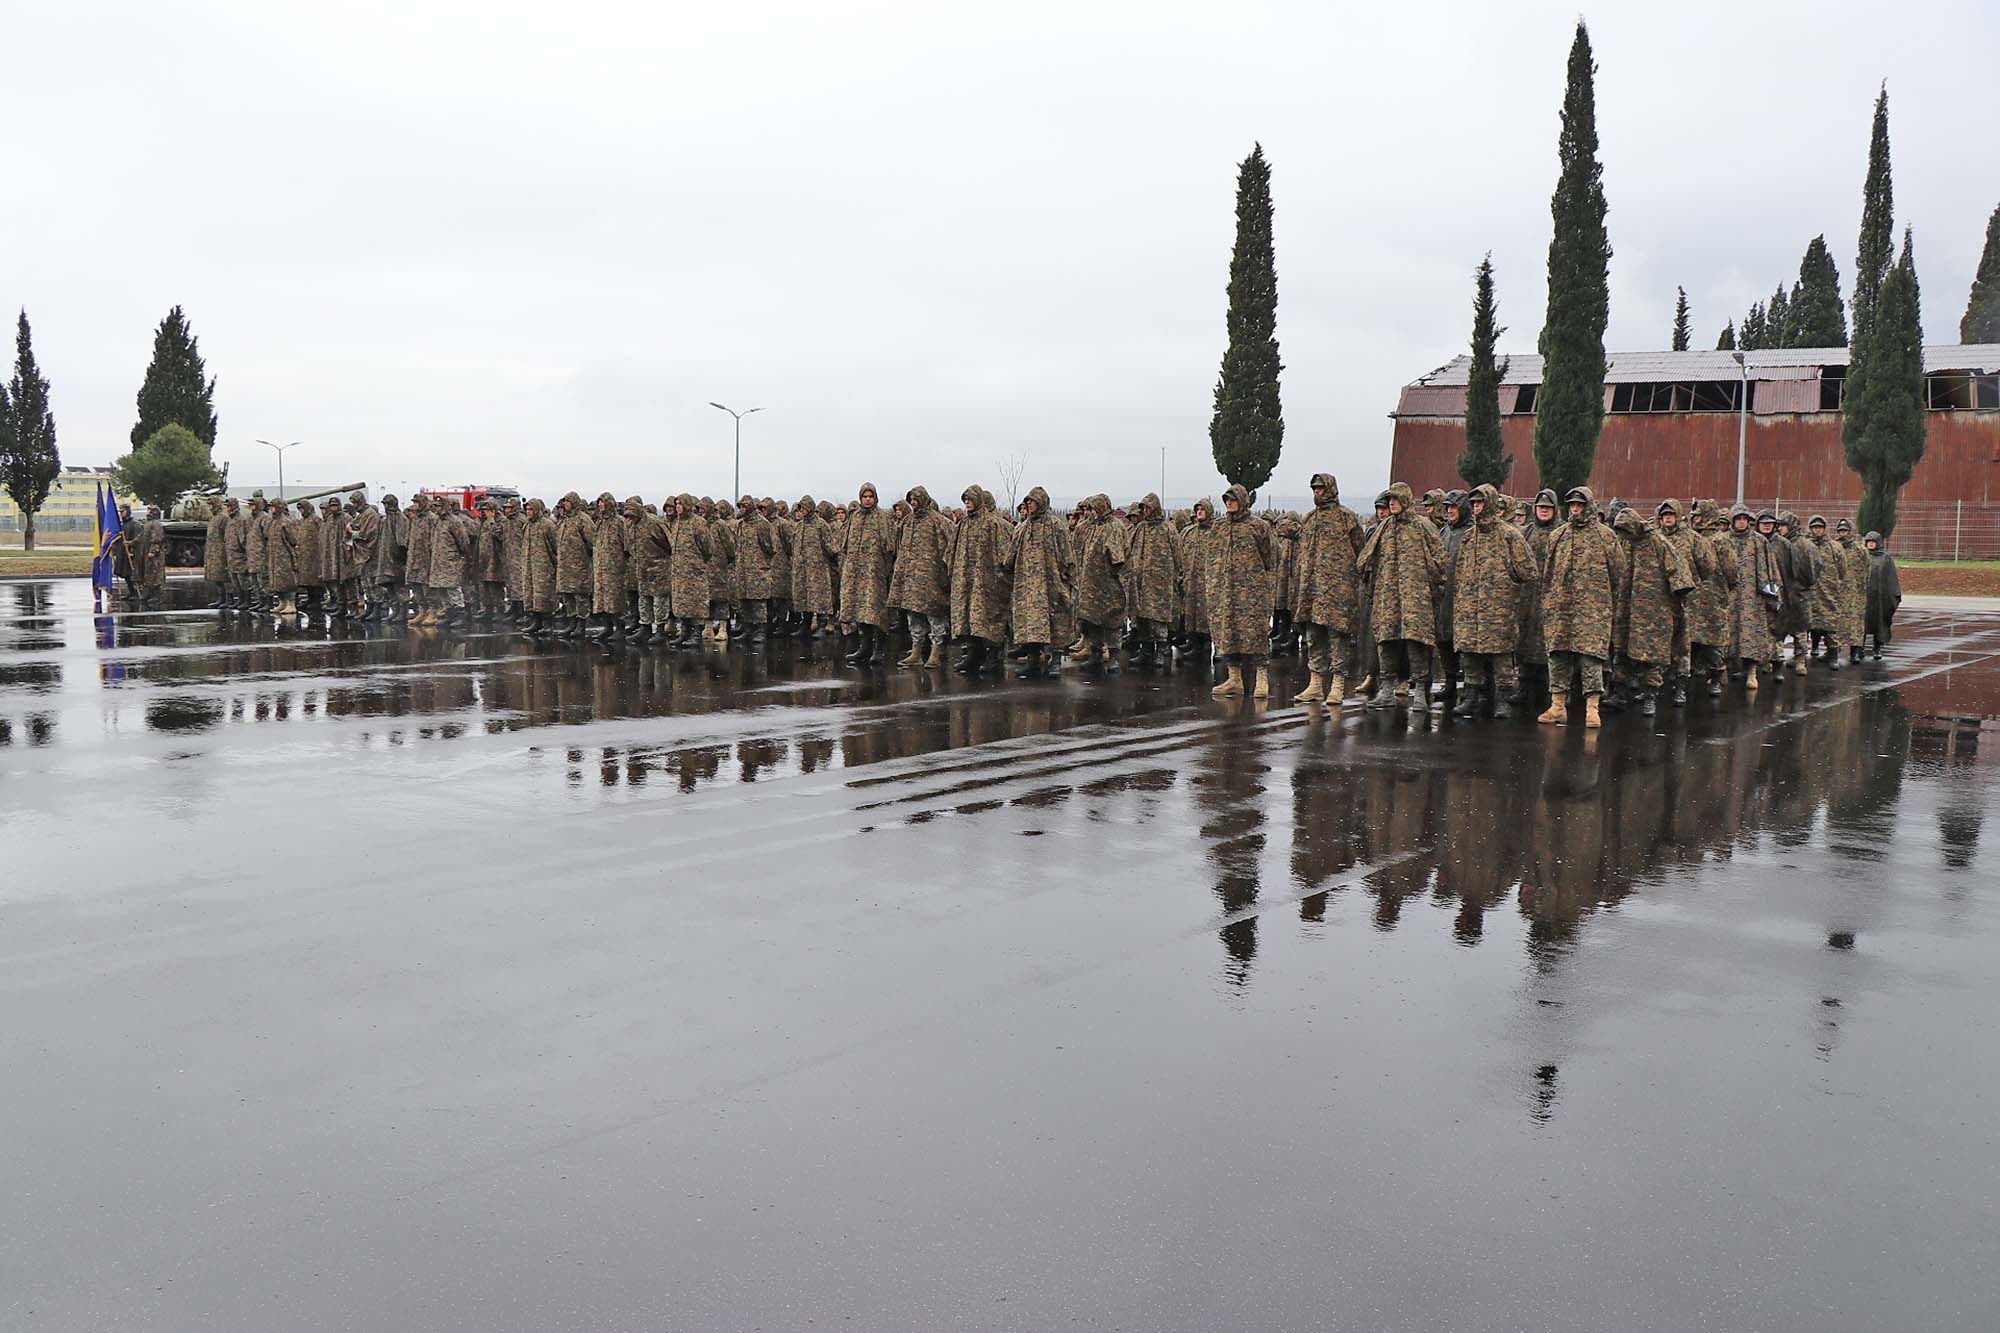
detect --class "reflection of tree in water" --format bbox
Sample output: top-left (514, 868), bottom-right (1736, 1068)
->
top-left (1193, 727), bottom-right (1268, 989)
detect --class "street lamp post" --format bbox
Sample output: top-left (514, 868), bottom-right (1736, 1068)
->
top-left (708, 403), bottom-right (763, 499)
top-left (1729, 352), bottom-right (1750, 506)
top-left (257, 439), bottom-right (302, 501)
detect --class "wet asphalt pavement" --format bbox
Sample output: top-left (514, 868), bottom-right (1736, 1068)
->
top-left (5, 577), bottom-right (1999, 1331)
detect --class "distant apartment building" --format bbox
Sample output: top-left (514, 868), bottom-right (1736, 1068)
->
top-left (0, 466), bottom-right (140, 539)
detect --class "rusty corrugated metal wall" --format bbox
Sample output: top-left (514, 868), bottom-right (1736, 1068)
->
top-left (1388, 412), bottom-right (2000, 504)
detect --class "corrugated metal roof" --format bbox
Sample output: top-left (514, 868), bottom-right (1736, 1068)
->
top-left (1408, 344), bottom-right (2000, 389)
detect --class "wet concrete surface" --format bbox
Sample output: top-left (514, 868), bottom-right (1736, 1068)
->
top-left (5, 577), bottom-right (1999, 1330)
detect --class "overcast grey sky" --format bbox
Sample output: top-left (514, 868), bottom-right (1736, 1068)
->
top-left (8, 0), bottom-right (1996, 505)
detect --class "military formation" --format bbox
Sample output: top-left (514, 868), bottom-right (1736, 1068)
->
top-left (172, 479), bottom-right (1905, 725)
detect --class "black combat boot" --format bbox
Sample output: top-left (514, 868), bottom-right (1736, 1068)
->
top-left (1492, 687), bottom-right (1513, 720)
top-left (1670, 676), bottom-right (1688, 706)
top-left (844, 630), bottom-right (869, 665)
top-left (1452, 685), bottom-right (1481, 719)
top-left (1638, 688), bottom-right (1657, 717)
top-left (955, 639), bottom-right (987, 676)
top-left (749, 624), bottom-right (768, 649)
top-left (1016, 646), bottom-right (1047, 680)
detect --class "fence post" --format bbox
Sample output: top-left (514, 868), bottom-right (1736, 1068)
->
top-left (1955, 499), bottom-right (1962, 563)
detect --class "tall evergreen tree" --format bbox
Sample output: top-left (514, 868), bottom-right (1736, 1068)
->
top-left (1961, 203), bottom-right (2000, 343)
top-left (1457, 255), bottom-right (1513, 488)
top-left (1740, 301), bottom-right (1768, 350)
top-left (1849, 230), bottom-right (1927, 537)
top-left (1789, 235), bottom-right (1848, 346)
top-left (1851, 87), bottom-right (1895, 347)
top-left (2, 311), bottom-right (60, 551)
top-left (1531, 21), bottom-right (1611, 500)
top-left (131, 304), bottom-right (219, 450)
top-left (1716, 320), bottom-right (1736, 351)
top-left (1845, 86), bottom-right (1902, 532)
top-left (1209, 143), bottom-right (1283, 491)
top-left (1670, 287), bottom-right (1691, 351)
top-left (1767, 284), bottom-right (1791, 347)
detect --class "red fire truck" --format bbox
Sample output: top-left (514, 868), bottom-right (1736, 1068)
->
top-left (414, 483), bottom-right (523, 512)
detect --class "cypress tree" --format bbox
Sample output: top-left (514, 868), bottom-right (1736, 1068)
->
top-left (1790, 235), bottom-right (1848, 346)
top-left (131, 305), bottom-right (219, 451)
top-left (2, 311), bottom-right (60, 551)
top-left (1209, 143), bottom-right (1283, 491)
top-left (1767, 284), bottom-right (1791, 348)
top-left (1456, 255), bottom-right (1513, 488)
top-left (1740, 301), bottom-right (1768, 350)
top-left (1851, 87), bottom-right (1895, 347)
top-left (1531, 21), bottom-right (1611, 500)
top-left (1961, 203), bottom-right (2000, 343)
top-left (1716, 321), bottom-right (1736, 351)
top-left (1845, 86), bottom-right (1900, 531)
top-left (1671, 287), bottom-right (1691, 351)
top-left (1850, 230), bottom-right (1926, 537)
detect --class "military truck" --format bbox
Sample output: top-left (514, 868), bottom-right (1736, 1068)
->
top-left (162, 483), bottom-right (368, 568)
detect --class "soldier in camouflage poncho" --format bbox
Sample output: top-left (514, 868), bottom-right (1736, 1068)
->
top-left (1290, 473), bottom-right (1364, 704)
top-left (626, 498), bottom-right (673, 643)
top-left (1177, 500), bottom-right (1217, 665)
top-left (1609, 507), bottom-right (1694, 715)
top-left (1802, 515), bottom-right (1848, 669)
top-left (1450, 484), bottom-right (1537, 719)
top-left (1070, 494), bottom-right (1129, 674)
top-left (1760, 510), bottom-right (1815, 676)
top-left (1834, 519), bottom-right (1870, 663)
top-left (888, 485), bottom-right (955, 669)
top-left (949, 485), bottom-right (1012, 674)
top-left (1122, 493), bottom-right (1179, 671)
top-left (552, 492), bottom-right (593, 634)
top-left (731, 494), bottom-right (779, 644)
top-left (839, 482), bottom-right (899, 665)
top-left (1517, 489), bottom-right (1561, 705)
top-left (1207, 484), bottom-right (1275, 700)
top-left (1002, 485), bottom-right (1071, 678)
top-left (517, 498), bottom-right (558, 628)
top-left (668, 495), bottom-right (713, 646)
top-left (1537, 487), bottom-right (1624, 728)
top-left (1719, 504), bottom-right (1781, 691)
top-left (789, 495), bottom-right (839, 633)
top-left (1357, 482), bottom-right (1446, 713)
top-left (1654, 498), bottom-right (1723, 703)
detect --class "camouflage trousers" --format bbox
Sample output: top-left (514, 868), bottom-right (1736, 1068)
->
top-left (480, 580), bottom-right (504, 612)
top-left (1303, 624), bottom-right (1353, 677)
top-left (1135, 617), bottom-right (1170, 644)
top-left (558, 591), bottom-right (588, 617)
top-left (1079, 618), bottom-right (1117, 651)
top-left (1377, 639), bottom-right (1428, 685)
top-left (1549, 650), bottom-right (1606, 698)
top-left (737, 597), bottom-right (768, 626)
top-left (643, 593), bottom-right (672, 623)
top-left (1618, 653), bottom-right (1666, 689)
top-left (427, 585), bottom-right (466, 610)
top-left (905, 610), bottom-right (943, 643)
top-left (1460, 651), bottom-right (1518, 693)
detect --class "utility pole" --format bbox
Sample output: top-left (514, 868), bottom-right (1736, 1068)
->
top-left (709, 403), bottom-right (763, 499)
top-left (257, 439), bottom-right (302, 501)
top-left (1729, 352), bottom-right (1749, 506)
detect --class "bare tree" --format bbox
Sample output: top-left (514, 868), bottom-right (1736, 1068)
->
top-left (996, 451), bottom-right (1028, 514)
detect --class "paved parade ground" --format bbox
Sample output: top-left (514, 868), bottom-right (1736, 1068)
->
top-left (5, 576), bottom-right (1999, 1329)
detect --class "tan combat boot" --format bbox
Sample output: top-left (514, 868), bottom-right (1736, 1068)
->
top-left (1212, 665), bottom-right (1244, 698)
top-left (716, 621), bottom-right (730, 645)
top-left (1068, 639), bottom-right (1092, 661)
top-left (926, 638), bottom-right (946, 670)
top-left (897, 642), bottom-right (923, 668)
top-left (1395, 678), bottom-right (1410, 699)
top-left (1252, 666), bottom-right (1271, 699)
top-left (1795, 658), bottom-right (1809, 677)
top-left (1583, 694), bottom-right (1603, 729)
top-left (1294, 671), bottom-right (1327, 703)
top-left (1354, 674), bottom-right (1373, 695)
top-left (1326, 674), bottom-right (1345, 704)
top-left (1745, 665), bottom-right (1760, 692)
top-left (1537, 694), bottom-right (1567, 725)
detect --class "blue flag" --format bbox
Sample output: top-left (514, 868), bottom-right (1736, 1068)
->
top-left (93, 483), bottom-right (124, 590)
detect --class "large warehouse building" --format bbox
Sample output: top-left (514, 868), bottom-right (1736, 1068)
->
top-left (1387, 344), bottom-right (2000, 557)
